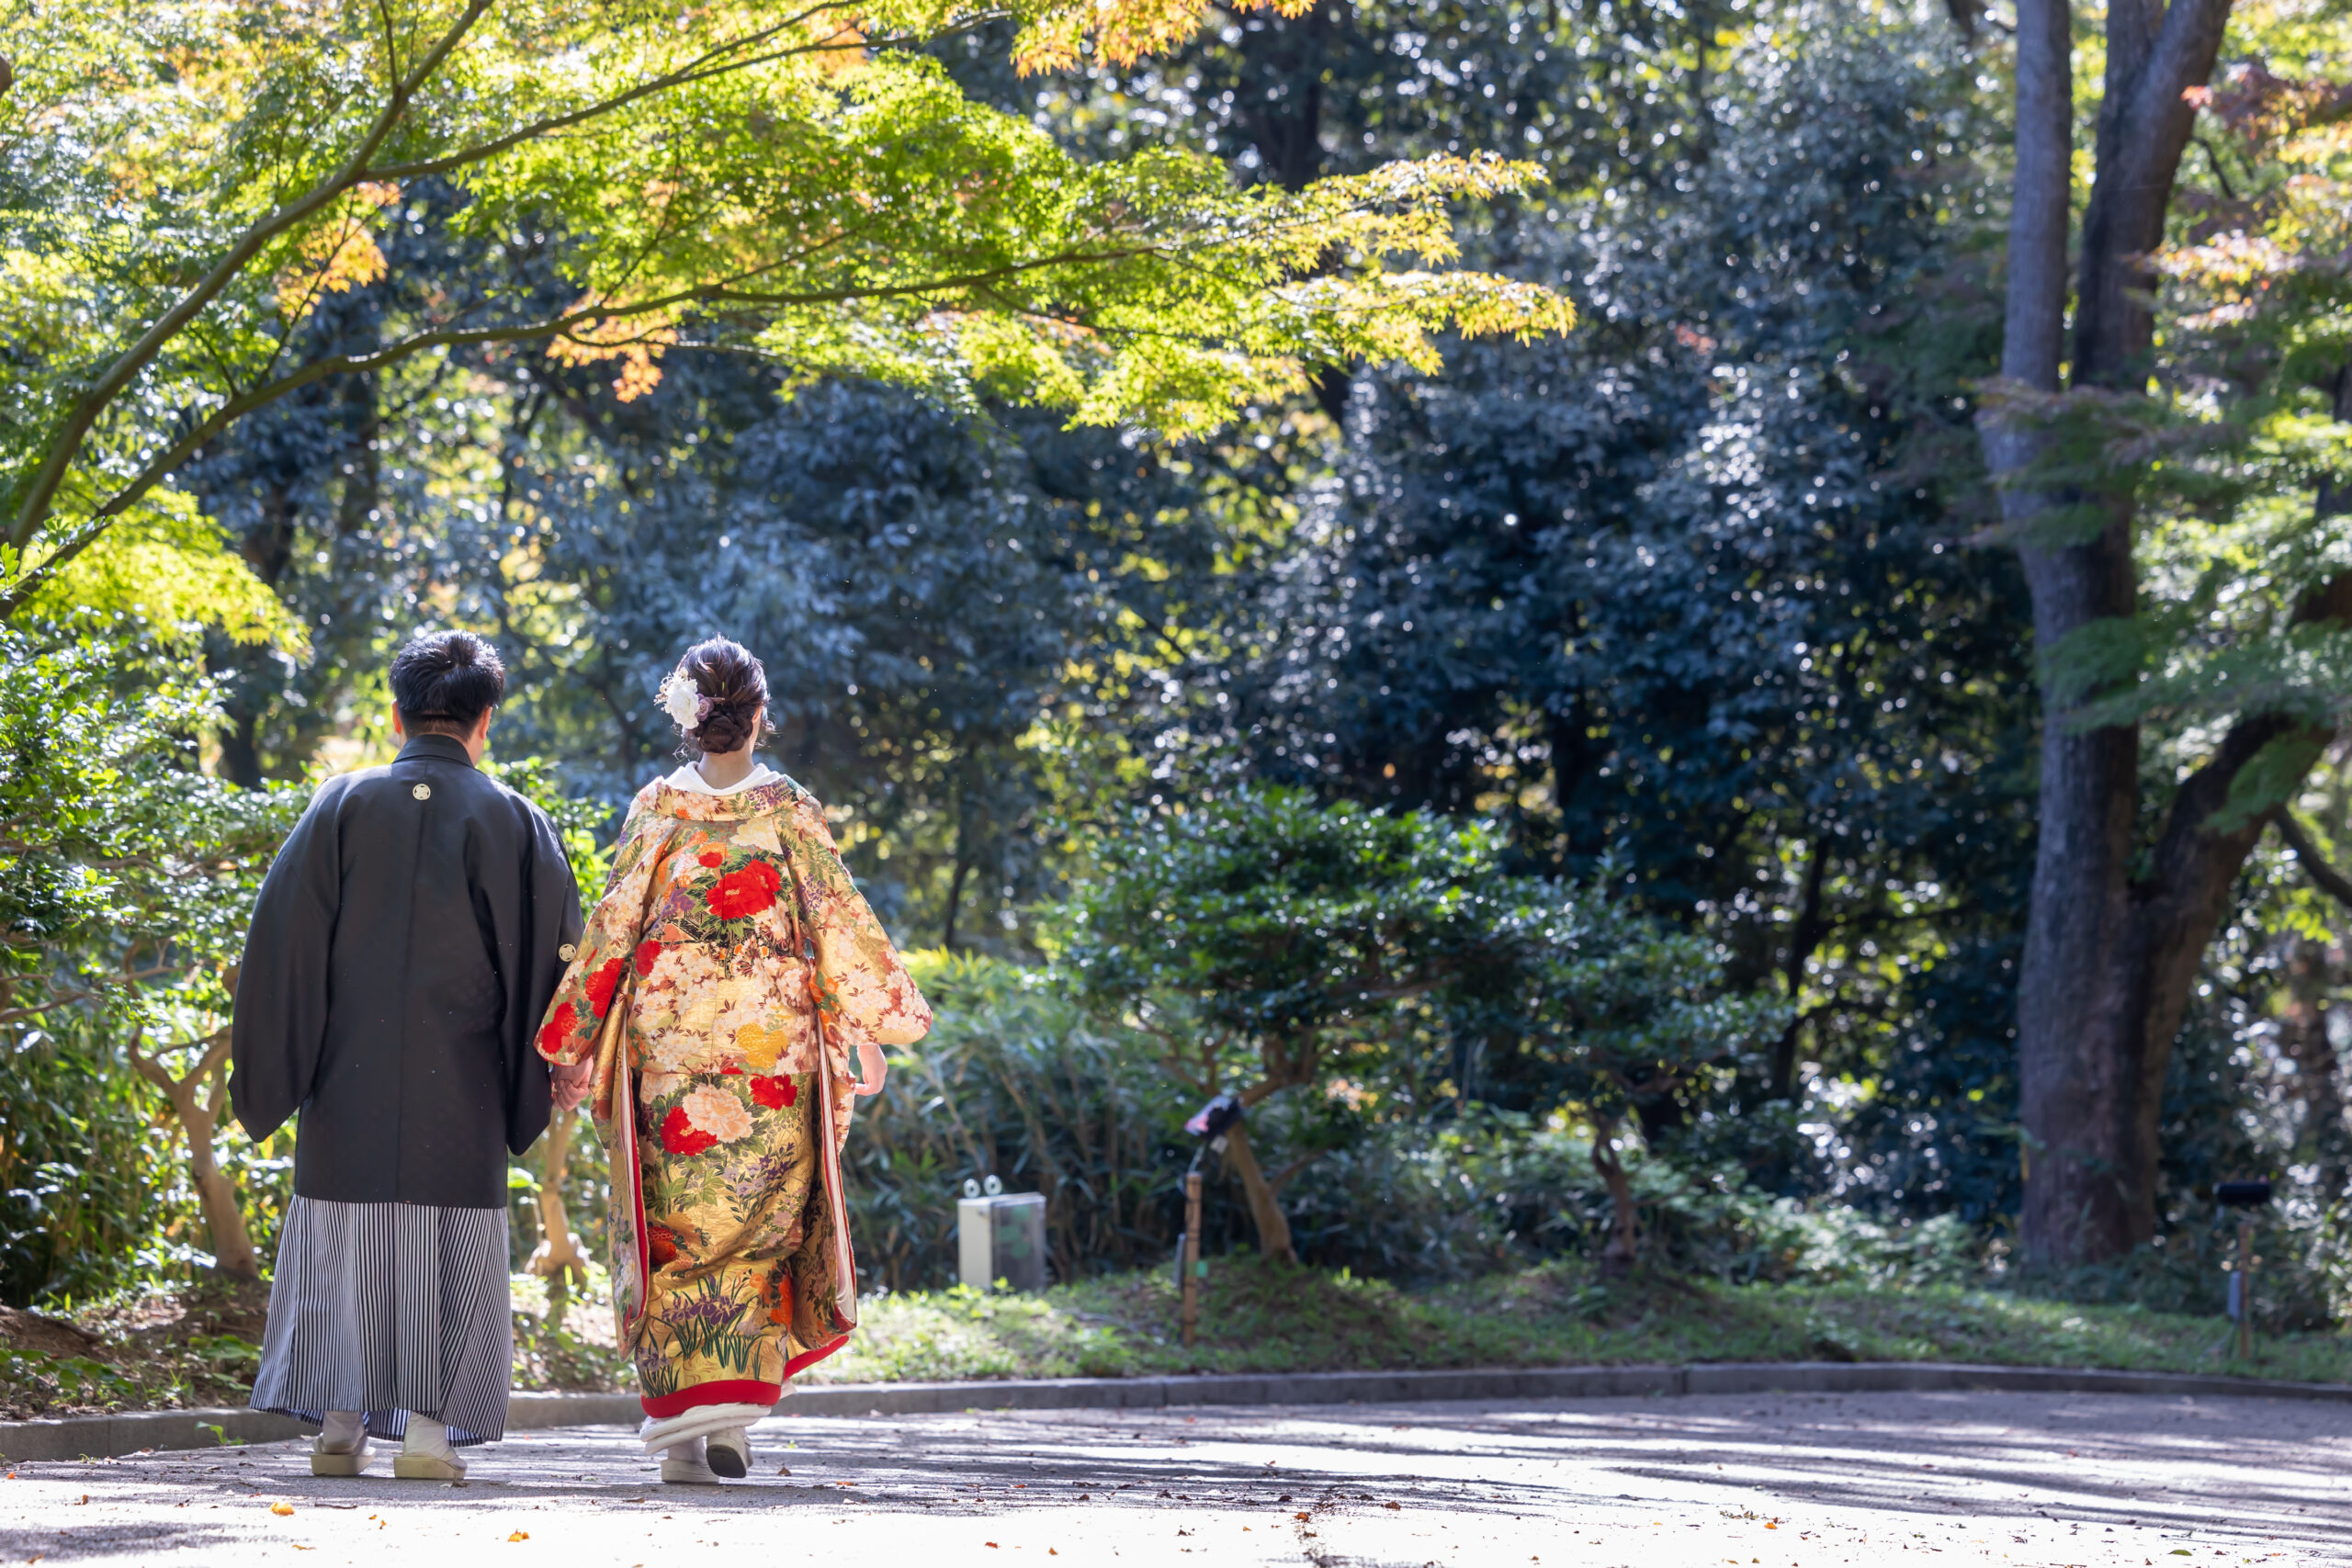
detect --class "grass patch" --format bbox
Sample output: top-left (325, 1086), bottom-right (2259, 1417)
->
top-left (804, 1256), bottom-right (2352, 1387)
top-left (15, 1256), bottom-right (2345, 1419)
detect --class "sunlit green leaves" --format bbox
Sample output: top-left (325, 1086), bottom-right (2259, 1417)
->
top-left (0, 0), bottom-right (1568, 617)
top-left (1055, 787), bottom-right (1781, 1128)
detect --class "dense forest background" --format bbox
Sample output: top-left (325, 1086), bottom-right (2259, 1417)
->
top-left (6, 0), bottom-right (2352, 1330)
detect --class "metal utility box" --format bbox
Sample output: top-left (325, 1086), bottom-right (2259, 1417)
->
top-left (957, 1191), bottom-right (1047, 1292)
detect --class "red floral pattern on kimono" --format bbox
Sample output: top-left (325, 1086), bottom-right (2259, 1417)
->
top-left (534, 773), bottom-right (931, 1416)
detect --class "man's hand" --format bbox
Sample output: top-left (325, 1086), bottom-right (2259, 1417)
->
top-left (551, 1057), bottom-right (593, 1114)
top-left (853, 1039), bottom-right (888, 1097)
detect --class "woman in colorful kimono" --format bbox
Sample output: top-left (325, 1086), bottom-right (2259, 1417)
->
top-left (536, 637), bottom-right (931, 1484)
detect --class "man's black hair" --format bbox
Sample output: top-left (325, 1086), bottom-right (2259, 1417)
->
top-left (390, 631), bottom-right (506, 739)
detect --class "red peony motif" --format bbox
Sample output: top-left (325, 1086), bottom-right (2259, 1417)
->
top-left (537, 1002), bottom-right (577, 1059)
top-left (661, 1106), bottom-right (717, 1156)
top-left (705, 859), bottom-right (783, 921)
top-left (583, 956), bottom-right (627, 1018)
top-left (749, 1075), bottom-right (797, 1111)
top-left (720, 1063), bottom-right (742, 1076)
top-left (633, 939), bottom-right (662, 977)
top-left (697, 849), bottom-right (725, 867)
top-left (647, 1223), bottom-right (681, 1268)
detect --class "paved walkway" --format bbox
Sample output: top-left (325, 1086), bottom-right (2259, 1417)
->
top-left (3, 1389), bottom-right (2344, 1564)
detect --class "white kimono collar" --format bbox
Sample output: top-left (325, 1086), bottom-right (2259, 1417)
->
top-left (662, 762), bottom-right (784, 797)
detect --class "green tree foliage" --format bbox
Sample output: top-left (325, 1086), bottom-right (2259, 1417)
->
top-left (20, 0), bottom-right (2352, 1312)
top-left (1, 0), bottom-right (1567, 618)
top-left (0, 620), bottom-right (306, 1286)
top-left (183, 0), bottom-right (2049, 1240)
top-left (1020, 0), bottom-right (2041, 1221)
top-left (850, 951), bottom-right (1191, 1289)
top-left (481, 357), bottom-right (1227, 945)
top-left (1057, 789), bottom-right (1780, 1265)
top-left (1968, 0), bottom-right (2352, 1264)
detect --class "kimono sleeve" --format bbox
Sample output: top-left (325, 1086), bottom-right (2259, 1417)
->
top-left (787, 796), bottom-right (933, 1052)
top-left (535, 794), bottom-right (668, 1068)
top-left (498, 800), bottom-right (585, 1156)
top-left (228, 779), bottom-right (345, 1145)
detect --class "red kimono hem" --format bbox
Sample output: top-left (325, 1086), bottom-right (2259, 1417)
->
top-left (639, 1380), bottom-right (784, 1419)
top-left (783, 1332), bottom-right (850, 1381)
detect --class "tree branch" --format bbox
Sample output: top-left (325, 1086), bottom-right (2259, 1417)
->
top-left (2, 236), bottom-right (1190, 612)
top-left (1266, 1153), bottom-right (1317, 1194)
top-left (363, 11), bottom-right (885, 184)
top-left (6, 0), bottom-right (492, 551)
top-left (2273, 808), bottom-right (2352, 910)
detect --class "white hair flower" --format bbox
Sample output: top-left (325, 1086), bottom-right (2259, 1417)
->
top-left (659, 671), bottom-right (710, 729)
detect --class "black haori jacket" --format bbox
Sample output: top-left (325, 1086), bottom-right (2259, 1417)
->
top-left (230, 734), bottom-right (583, 1208)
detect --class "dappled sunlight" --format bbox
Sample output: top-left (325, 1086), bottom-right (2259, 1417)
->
top-left (6, 1391), bottom-right (2347, 1564)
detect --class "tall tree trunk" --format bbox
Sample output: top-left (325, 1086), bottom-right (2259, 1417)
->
top-left (2278, 934), bottom-right (2352, 1204)
top-left (208, 480), bottom-right (295, 789)
top-left (1770, 830), bottom-right (1831, 1100)
top-left (942, 844), bottom-right (971, 952)
top-left (216, 711), bottom-right (266, 791)
top-left (1989, 0), bottom-right (2243, 1266)
top-left (1219, 1121), bottom-right (1297, 1265)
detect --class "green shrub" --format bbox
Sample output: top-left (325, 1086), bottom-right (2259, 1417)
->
top-left (849, 951), bottom-right (1194, 1290)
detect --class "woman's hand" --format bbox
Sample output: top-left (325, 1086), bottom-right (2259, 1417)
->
top-left (551, 1057), bottom-right (593, 1114)
top-left (854, 1039), bottom-right (888, 1097)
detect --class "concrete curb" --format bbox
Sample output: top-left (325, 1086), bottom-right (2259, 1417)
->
top-left (8, 1360), bottom-right (2347, 1463)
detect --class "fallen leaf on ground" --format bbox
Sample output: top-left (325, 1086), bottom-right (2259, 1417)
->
top-left (269, 1503), bottom-right (295, 1517)
top-left (776, 1466), bottom-right (790, 1475)
top-left (1385, 1502), bottom-right (1401, 1511)
top-left (508, 1530), bottom-right (529, 1541)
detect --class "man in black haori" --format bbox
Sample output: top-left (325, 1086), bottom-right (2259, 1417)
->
top-left (232, 631), bottom-right (585, 1479)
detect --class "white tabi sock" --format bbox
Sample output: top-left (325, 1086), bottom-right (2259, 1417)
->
top-left (403, 1414), bottom-right (456, 1460)
top-left (319, 1411), bottom-right (365, 1455)
top-left (638, 1402), bottom-right (773, 1455)
top-left (663, 1436), bottom-right (707, 1466)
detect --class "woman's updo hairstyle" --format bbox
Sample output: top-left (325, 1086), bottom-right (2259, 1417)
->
top-left (662, 637), bottom-right (773, 757)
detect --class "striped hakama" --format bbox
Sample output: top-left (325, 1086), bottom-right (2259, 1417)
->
top-left (250, 1197), bottom-right (513, 1446)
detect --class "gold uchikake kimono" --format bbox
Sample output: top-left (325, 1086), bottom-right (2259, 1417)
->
top-left (535, 773), bottom-right (931, 1419)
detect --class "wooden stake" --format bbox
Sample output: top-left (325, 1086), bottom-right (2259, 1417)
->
top-left (1181, 1171), bottom-right (1204, 1349)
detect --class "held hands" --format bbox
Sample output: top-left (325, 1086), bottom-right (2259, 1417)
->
top-left (854, 1039), bottom-right (888, 1097)
top-left (550, 1057), bottom-right (593, 1114)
